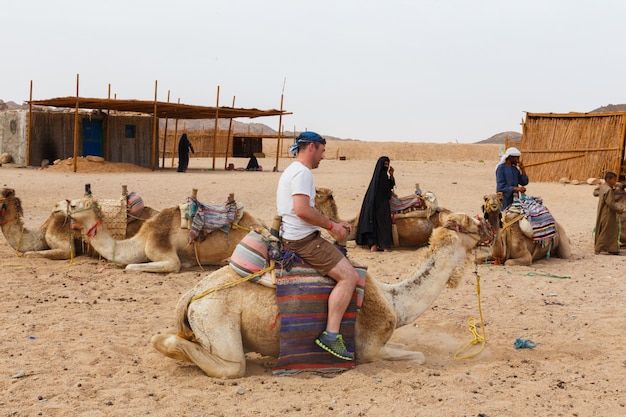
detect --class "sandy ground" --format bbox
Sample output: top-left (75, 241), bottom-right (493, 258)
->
top-left (1, 143), bottom-right (625, 417)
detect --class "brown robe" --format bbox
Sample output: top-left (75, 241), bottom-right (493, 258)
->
top-left (595, 183), bottom-right (622, 253)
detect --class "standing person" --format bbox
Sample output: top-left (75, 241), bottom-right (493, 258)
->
top-left (276, 131), bottom-right (359, 361)
top-left (594, 171), bottom-right (625, 255)
top-left (177, 133), bottom-right (194, 172)
top-left (355, 156), bottom-right (396, 252)
top-left (496, 147), bottom-right (529, 209)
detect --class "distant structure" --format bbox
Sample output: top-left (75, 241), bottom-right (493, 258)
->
top-left (516, 111), bottom-right (626, 182)
top-left (0, 93), bottom-right (289, 171)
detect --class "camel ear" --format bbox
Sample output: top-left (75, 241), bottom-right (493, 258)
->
top-left (483, 195), bottom-right (488, 201)
top-left (496, 192), bottom-right (503, 200)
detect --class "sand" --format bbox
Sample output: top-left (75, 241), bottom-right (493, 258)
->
top-left (1, 143), bottom-right (625, 417)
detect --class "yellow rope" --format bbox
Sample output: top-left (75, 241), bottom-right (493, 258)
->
top-left (231, 223), bottom-right (253, 232)
top-left (191, 264), bottom-right (275, 302)
top-left (500, 213), bottom-right (524, 232)
top-left (454, 271), bottom-right (487, 360)
top-left (193, 242), bottom-right (204, 271)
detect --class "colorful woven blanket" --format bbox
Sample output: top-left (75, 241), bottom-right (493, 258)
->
top-left (513, 196), bottom-right (557, 245)
top-left (390, 193), bottom-right (424, 212)
top-left (187, 197), bottom-right (238, 242)
top-left (272, 263), bottom-right (366, 376)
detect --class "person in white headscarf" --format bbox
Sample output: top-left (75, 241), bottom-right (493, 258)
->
top-left (495, 147), bottom-right (529, 208)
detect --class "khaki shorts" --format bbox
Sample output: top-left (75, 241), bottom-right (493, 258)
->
top-left (281, 231), bottom-right (345, 276)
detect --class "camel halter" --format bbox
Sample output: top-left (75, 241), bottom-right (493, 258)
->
top-left (444, 216), bottom-right (494, 246)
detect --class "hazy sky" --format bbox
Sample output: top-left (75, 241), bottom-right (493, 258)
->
top-left (2, 0), bottom-right (625, 143)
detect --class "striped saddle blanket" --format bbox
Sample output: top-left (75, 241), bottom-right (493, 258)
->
top-left (229, 230), bottom-right (366, 375)
top-left (187, 197), bottom-right (239, 242)
top-left (510, 195), bottom-right (557, 245)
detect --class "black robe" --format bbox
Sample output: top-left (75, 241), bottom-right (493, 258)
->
top-left (356, 156), bottom-right (395, 249)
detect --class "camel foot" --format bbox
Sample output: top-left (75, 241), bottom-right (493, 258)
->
top-left (379, 343), bottom-right (426, 364)
top-left (151, 334), bottom-right (194, 363)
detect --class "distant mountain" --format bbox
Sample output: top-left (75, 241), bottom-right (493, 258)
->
top-left (475, 131), bottom-right (521, 144)
top-left (590, 103), bottom-right (626, 113)
top-left (0, 100), bottom-right (27, 110)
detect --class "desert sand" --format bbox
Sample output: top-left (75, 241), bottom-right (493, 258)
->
top-left (1, 141), bottom-right (625, 417)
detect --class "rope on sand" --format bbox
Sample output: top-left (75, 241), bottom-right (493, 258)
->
top-left (454, 265), bottom-right (487, 360)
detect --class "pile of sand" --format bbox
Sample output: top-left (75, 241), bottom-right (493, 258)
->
top-left (45, 156), bottom-right (150, 173)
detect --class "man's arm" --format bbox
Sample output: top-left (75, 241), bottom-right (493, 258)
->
top-left (292, 194), bottom-right (350, 240)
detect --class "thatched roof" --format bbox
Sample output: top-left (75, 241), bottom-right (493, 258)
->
top-left (28, 96), bottom-right (290, 120)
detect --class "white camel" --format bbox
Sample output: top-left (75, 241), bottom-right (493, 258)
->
top-left (64, 196), bottom-right (266, 273)
top-left (150, 212), bottom-right (494, 378)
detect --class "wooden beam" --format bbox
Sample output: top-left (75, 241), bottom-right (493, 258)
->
top-left (524, 153), bottom-right (585, 167)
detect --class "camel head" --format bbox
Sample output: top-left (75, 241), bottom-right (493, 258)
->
top-left (314, 186), bottom-right (339, 221)
top-left (483, 192), bottom-right (503, 215)
top-left (443, 212), bottom-right (495, 247)
top-left (0, 187), bottom-right (23, 219)
top-left (482, 192), bottom-right (503, 230)
top-left (66, 197), bottom-right (102, 227)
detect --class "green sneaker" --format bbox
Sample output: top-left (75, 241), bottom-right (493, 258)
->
top-left (315, 331), bottom-right (355, 361)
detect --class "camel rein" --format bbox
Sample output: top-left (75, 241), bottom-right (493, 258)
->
top-left (444, 217), bottom-right (494, 246)
top-left (190, 264), bottom-right (275, 302)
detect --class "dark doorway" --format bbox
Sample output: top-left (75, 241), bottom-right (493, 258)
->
top-left (233, 137), bottom-right (262, 157)
top-left (83, 119), bottom-right (103, 157)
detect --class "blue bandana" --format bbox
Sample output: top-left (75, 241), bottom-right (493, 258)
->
top-left (289, 132), bottom-right (326, 156)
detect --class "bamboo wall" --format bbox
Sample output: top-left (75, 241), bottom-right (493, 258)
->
top-left (520, 113), bottom-right (626, 182)
top-left (159, 130), bottom-right (294, 161)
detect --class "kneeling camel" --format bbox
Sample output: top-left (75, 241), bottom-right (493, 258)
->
top-left (151, 212), bottom-right (494, 378)
top-left (65, 196), bottom-right (266, 273)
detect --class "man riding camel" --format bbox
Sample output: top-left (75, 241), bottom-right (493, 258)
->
top-left (496, 147), bottom-right (529, 209)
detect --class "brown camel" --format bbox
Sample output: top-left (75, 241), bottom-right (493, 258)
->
top-left (480, 193), bottom-right (571, 266)
top-left (0, 187), bottom-right (156, 260)
top-left (150, 212), bottom-right (494, 378)
top-left (64, 196), bottom-right (266, 273)
top-left (314, 186), bottom-right (451, 247)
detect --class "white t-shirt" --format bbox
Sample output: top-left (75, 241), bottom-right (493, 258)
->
top-left (276, 161), bottom-right (319, 240)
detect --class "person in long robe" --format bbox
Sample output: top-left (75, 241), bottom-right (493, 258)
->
top-left (595, 171), bottom-right (624, 254)
top-left (495, 147), bottom-right (529, 209)
top-left (177, 133), bottom-right (194, 172)
top-left (356, 156), bottom-right (395, 252)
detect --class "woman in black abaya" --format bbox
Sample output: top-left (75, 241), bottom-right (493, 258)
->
top-left (356, 156), bottom-right (395, 252)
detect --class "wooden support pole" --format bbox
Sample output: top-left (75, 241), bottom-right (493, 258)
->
top-left (105, 84), bottom-right (111, 161)
top-left (211, 86), bottom-right (220, 170)
top-left (161, 90), bottom-right (171, 169)
top-left (27, 80), bottom-right (32, 166)
top-left (171, 98), bottom-right (180, 167)
top-left (224, 96), bottom-right (235, 170)
top-left (72, 74), bottom-right (80, 173)
top-left (151, 80), bottom-right (158, 171)
top-left (274, 92), bottom-right (284, 172)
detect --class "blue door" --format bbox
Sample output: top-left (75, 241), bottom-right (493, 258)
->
top-left (83, 119), bottom-right (103, 157)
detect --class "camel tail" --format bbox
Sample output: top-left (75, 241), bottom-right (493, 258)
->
top-left (174, 289), bottom-right (196, 341)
